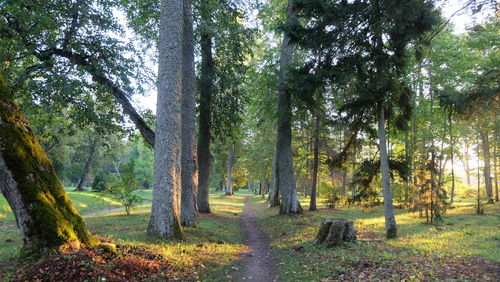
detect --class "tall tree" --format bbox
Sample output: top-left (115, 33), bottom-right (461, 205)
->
top-left (274, 0), bottom-right (303, 214)
top-left (180, 0), bottom-right (199, 227)
top-left (196, 0), bottom-right (215, 214)
top-left (147, 0), bottom-right (184, 239)
top-left (0, 76), bottom-right (97, 256)
top-left (288, 0), bottom-right (439, 235)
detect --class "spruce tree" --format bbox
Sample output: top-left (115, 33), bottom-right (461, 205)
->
top-left (288, 0), bottom-right (439, 238)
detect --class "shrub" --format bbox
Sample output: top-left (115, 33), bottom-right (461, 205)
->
top-left (325, 192), bottom-right (341, 209)
top-left (107, 161), bottom-right (143, 215)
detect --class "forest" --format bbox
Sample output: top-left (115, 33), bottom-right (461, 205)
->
top-left (0, 0), bottom-right (498, 281)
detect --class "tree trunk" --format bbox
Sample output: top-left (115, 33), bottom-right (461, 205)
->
top-left (377, 102), bottom-right (397, 239)
top-left (449, 116), bottom-right (455, 204)
top-left (494, 124), bottom-right (499, 202)
top-left (0, 76), bottom-right (97, 256)
top-left (314, 218), bottom-right (356, 247)
top-left (268, 149), bottom-right (280, 207)
top-left (196, 0), bottom-right (214, 214)
top-left (479, 127), bottom-right (493, 202)
top-left (276, 0), bottom-right (302, 215)
top-left (404, 130), bottom-right (410, 204)
top-left (476, 132), bottom-right (482, 214)
top-left (310, 113), bottom-right (320, 211)
top-left (75, 136), bottom-right (99, 192)
top-left (180, 0), bottom-right (198, 227)
top-left (225, 143), bottom-right (235, 195)
top-left (147, 0), bottom-right (184, 239)
top-left (462, 143), bottom-right (471, 186)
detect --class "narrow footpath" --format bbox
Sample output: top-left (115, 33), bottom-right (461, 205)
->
top-left (236, 196), bottom-right (279, 281)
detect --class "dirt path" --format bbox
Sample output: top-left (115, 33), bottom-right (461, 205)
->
top-left (82, 201), bottom-right (150, 217)
top-left (236, 196), bottom-right (279, 282)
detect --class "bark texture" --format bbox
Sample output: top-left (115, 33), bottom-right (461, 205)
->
top-left (0, 76), bottom-right (97, 255)
top-left (196, 0), bottom-right (214, 214)
top-left (268, 151), bottom-right (280, 207)
top-left (147, 0), bottom-right (184, 239)
top-left (377, 102), bottom-right (397, 239)
top-left (276, 0), bottom-right (302, 214)
top-left (180, 0), bottom-right (198, 227)
top-left (75, 136), bottom-right (99, 191)
top-left (314, 218), bottom-right (356, 247)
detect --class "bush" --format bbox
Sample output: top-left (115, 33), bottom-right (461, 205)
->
top-left (106, 161), bottom-right (143, 215)
top-left (325, 192), bottom-right (341, 209)
top-left (91, 174), bottom-right (107, 191)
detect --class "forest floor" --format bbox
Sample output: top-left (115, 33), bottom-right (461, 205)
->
top-left (0, 190), bottom-right (499, 281)
top-left (0, 192), bottom-right (248, 281)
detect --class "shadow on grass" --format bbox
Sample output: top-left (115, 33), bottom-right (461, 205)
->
top-left (249, 195), bottom-right (500, 281)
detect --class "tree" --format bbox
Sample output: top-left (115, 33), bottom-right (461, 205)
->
top-left (274, 0), bottom-right (303, 214)
top-left (309, 113), bottom-right (320, 211)
top-left (197, 0), bottom-right (215, 213)
top-left (224, 143), bottom-right (236, 195)
top-left (0, 76), bottom-right (97, 256)
top-left (180, 0), bottom-right (199, 227)
top-left (288, 0), bottom-right (439, 236)
top-left (0, 0), bottom-right (155, 146)
top-left (75, 136), bottom-right (100, 191)
top-left (147, 0), bottom-right (184, 239)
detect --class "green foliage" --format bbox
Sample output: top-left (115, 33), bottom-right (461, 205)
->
top-left (106, 160), bottom-right (143, 215)
top-left (412, 152), bottom-right (448, 223)
top-left (324, 191), bottom-right (340, 209)
top-left (0, 0), bottom-right (150, 135)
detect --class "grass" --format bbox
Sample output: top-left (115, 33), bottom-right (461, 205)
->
top-left (250, 196), bottom-right (500, 281)
top-left (1, 189), bottom-right (498, 281)
top-left (0, 188), bottom-right (153, 226)
top-left (0, 190), bottom-right (247, 281)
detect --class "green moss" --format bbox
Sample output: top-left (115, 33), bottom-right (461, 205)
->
top-left (0, 76), bottom-right (97, 256)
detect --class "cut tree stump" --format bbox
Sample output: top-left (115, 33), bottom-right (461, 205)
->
top-left (314, 218), bottom-right (356, 247)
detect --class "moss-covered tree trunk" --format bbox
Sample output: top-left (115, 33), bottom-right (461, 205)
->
top-left (0, 76), bottom-right (97, 256)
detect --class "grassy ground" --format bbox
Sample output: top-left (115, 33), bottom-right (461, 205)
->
top-left (251, 196), bottom-right (500, 281)
top-left (0, 188), bottom-right (153, 225)
top-left (1, 190), bottom-right (499, 280)
top-left (0, 191), bottom-right (247, 281)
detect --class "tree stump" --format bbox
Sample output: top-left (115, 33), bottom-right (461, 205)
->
top-left (314, 218), bottom-right (356, 247)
